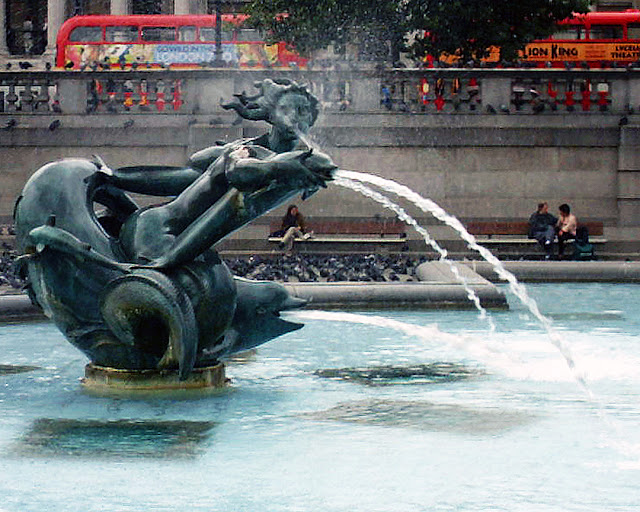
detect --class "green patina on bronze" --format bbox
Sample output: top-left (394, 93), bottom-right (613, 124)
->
top-left (13, 79), bottom-right (336, 380)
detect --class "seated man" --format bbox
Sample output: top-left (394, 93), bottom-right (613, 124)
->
top-left (528, 202), bottom-right (557, 259)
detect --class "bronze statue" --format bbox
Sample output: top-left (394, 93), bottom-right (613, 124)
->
top-left (14, 79), bottom-right (336, 380)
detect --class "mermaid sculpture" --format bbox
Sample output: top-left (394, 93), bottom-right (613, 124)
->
top-left (14, 79), bottom-right (336, 380)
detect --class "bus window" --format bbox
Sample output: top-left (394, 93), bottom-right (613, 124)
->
top-left (589, 24), bottom-right (623, 40)
top-left (178, 26), bottom-right (197, 41)
top-left (552, 26), bottom-right (585, 40)
top-left (236, 29), bottom-right (263, 42)
top-left (628, 23), bottom-right (640, 40)
top-left (199, 27), bottom-right (233, 42)
top-left (105, 26), bottom-right (138, 42)
top-left (69, 26), bottom-right (102, 42)
top-left (142, 26), bottom-right (176, 42)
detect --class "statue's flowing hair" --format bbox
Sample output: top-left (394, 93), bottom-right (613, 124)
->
top-left (221, 78), bottom-right (319, 126)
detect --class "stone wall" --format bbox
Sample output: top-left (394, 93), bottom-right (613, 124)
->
top-left (0, 111), bottom-right (637, 252)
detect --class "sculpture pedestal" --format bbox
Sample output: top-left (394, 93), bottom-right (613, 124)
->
top-left (81, 363), bottom-right (227, 391)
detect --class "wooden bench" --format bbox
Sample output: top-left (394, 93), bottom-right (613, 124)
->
top-left (268, 219), bottom-right (408, 249)
top-left (465, 220), bottom-right (607, 255)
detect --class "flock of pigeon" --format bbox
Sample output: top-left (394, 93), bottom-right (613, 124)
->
top-left (0, 246), bottom-right (426, 293)
top-left (225, 254), bottom-right (427, 283)
top-left (0, 243), bottom-right (21, 291)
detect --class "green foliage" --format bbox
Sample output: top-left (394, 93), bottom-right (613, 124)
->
top-left (408, 0), bottom-right (591, 62)
top-left (245, 0), bottom-right (591, 63)
top-left (245, 0), bottom-right (407, 60)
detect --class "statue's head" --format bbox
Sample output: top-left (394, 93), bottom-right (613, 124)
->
top-left (222, 79), bottom-right (319, 139)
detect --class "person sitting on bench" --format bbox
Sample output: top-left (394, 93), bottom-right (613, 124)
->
top-left (277, 205), bottom-right (312, 254)
top-left (556, 203), bottom-right (578, 258)
top-left (528, 201), bottom-right (557, 259)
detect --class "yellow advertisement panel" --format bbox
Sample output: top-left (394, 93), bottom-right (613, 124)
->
top-left (521, 42), bottom-right (640, 62)
top-left (434, 42), bottom-right (640, 65)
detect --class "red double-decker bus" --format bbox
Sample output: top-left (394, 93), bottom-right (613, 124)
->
top-left (521, 9), bottom-right (640, 66)
top-left (433, 10), bottom-right (640, 67)
top-left (56, 14), bottom-right (307, 70)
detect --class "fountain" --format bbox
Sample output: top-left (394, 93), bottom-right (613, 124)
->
top-left (3, 78), bottom-right (639, 510)
top-left (12, 78), bottom-right (336, 389)
top-left (1, 285), bottom-right (639, 510)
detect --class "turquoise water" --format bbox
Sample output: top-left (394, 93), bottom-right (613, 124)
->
top-left (0, 283), bottom-right (639, 511)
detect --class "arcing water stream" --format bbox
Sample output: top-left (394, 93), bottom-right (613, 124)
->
top-left (334, 169), bottom-right (591, 397)
top-left (327, 169), bottom-right (640, 460)
top-left (333, 175), bottom-right (497, 333)
top-left (297, 132), bottom-right (586, 392)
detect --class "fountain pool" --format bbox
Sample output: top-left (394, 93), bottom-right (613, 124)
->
top-left (0, 282), bottom-right (639, 511)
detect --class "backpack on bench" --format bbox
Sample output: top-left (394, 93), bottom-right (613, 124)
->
top-left (573, 226), bottom-right (594, 260)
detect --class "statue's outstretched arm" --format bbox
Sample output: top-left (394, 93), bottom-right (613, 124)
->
top-left (226, 149), bottom-right (336, 192)
top-left (106, 166), bottom-right (203, 196)
top-left (189, 145), bottom-right (227, 171)
top-left (100, 144), bottom-right (228, 197)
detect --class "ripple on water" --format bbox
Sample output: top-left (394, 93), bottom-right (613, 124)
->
top-left (10, 418), bottom-right (216, 459)
top-left (0, 364), bottom-right (40, 375)
top-left (314, 362), bottom-right (484, 386)
top-left (302, 399), bottom-right (536, 435)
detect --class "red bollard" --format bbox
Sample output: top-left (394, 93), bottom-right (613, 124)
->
top-left (565, 90), bottom-right (575, 110)
top-left (172, 81), bottom-right (182, 111)
top-left (434, 78), bottom-right (445, 111)
top-left (156, 91), bottom-right (165, 112)
top-left (547, 81), bottom-right (558, 109)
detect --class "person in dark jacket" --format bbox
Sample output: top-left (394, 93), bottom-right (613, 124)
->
top-left (279, 205), bottom-right (311, 254)
top-left (529, 202), bottom-right (557, 259)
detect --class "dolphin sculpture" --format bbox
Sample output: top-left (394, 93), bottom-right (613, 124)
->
top-left (13, 79), bottom-right (335, 381)
top-left (14, 158), bottom-right (308, 379)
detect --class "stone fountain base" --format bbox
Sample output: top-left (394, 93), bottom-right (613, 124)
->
top-left (81, 363), bottom-right (227, 391)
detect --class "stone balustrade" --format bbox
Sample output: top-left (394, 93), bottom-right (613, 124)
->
top-left (1, 67), bottom-right (640, 115)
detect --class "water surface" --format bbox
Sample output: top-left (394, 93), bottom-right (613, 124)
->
top-left (0, 283), bottom-right (638, 511)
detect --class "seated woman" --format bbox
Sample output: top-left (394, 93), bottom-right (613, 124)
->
top-left (278, 204), bottom-right (311, 254)
top-left (556, 203), bottom-right (577, 258)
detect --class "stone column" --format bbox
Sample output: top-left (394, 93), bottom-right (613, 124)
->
top-left (111, 0), bottom-right (129, 15)
top-left (617, 125), bottom-right (640, 227)
top-left (174, 0), bottom-right (191, 14)
top-left (46, 0), bottom-right (67, 57)
top-left (0, 0), bottom-right (9, 57)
